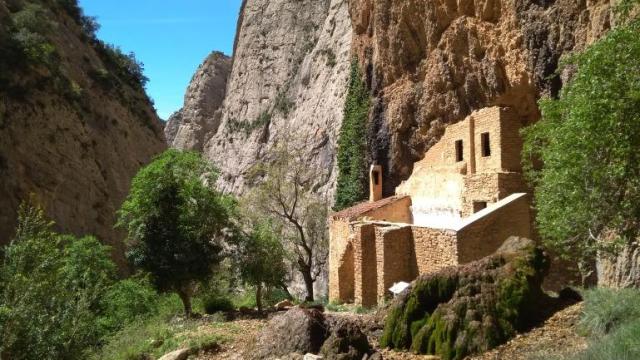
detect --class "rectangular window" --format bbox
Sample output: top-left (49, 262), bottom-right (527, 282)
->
top-left (473, 201), bottom-right (488, 213)
top-left (372, 170), bottom-right (380, 185)
top-left (455, 140), bottom-right (464, 162)
top-left (481, 132), bottom-right (491, 157)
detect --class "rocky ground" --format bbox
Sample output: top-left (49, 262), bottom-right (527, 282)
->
top-left (185, 301), bottom-right (584, 360)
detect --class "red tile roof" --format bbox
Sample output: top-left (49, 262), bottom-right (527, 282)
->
top-left (330, 196), bottom-right (408, 220)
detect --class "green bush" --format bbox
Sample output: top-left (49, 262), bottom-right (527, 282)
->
top-left (99, 275), bottom-right (160, 333)
top-left (203, 296), bottom-right (235, 314)
top-left (9, 3), bottom-right (57, 67)
top-left (0, 203), bottom-right (117, 360)
top-left (333, 60), bottom-right (370, 211)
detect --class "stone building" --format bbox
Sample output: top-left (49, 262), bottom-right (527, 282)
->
top-left (328, 107), bottom-right (532, 307)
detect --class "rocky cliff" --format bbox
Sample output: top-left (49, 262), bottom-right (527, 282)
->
top-left (165, 51), bottom-right (232, 151)
top-left (0, 0), bottom-right (166, 264)
top-left (169, 0), bottom-right (352, 200)
top-left (169, 0), bottom-right (613, 201)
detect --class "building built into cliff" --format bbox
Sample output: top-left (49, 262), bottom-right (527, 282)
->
top-left (328, 107), bottom-right (532, 307)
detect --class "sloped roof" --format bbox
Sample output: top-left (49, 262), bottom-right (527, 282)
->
top-left (330, 196), bottom-right (409, 220)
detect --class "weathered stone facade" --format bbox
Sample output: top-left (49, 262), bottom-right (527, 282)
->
top-left (328, 106), bottom-right (532, 306)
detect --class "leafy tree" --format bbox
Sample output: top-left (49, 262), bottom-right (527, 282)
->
top-left (334, 60), bottom-right (371, 211)
top-left (522, 6), bottom-right (640, 282)
top-left (246, 142), bottom-right (329, 302)
top-left (236, 221), bottom-right (288, 312)
top-left (0, 202), bottom-right (116, 360)
top-left (117, 149), bottom-right (235, 316)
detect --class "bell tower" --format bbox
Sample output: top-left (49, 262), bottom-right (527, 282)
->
top-left (369, 165), bottom-right (383, 202)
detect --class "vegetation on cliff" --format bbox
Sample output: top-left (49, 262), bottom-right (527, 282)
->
top-left (522, 1), bottom-right (640, 281)
top-left (380, 239), bottom-right (549, 360)
top-left (334, 61), bottom-right (371, 211)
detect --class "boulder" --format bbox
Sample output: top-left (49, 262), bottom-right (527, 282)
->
top-left (320, 319), bottom-right (371, 360)
top-left (250, 308), bottom-right (328, 359)
top-left (158, 348), bottom-right (190, 360)
top-left (380, 237), bottom-right (549, 360)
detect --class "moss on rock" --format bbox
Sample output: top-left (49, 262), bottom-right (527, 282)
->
top-left (380, 237), bottom-right (549, 360)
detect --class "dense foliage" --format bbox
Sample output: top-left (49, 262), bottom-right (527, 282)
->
top-left (236, 221), bottom-right (288, 312)
top-left (334, 61), bottom-right (370, 211)
top-left (522, 11), bottom-right (640, 273)
top-left (117, 150), bottom-right (235, 316)
top-left (0, 203), bottom-right (116, 360)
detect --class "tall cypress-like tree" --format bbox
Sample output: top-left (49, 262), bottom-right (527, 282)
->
top-left (334, 61), bottom-right (371, 211)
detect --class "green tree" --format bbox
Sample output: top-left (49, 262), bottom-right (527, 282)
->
top-left (334, 60), bottom-right (371, 211)
top-left (0, 202), bottom-right (116, 360)
top-left (117, 149), bottom-right (235, 317)
top-left (522, 5), bottom-right (640, 282)
top-left (236, 221), bottom-right (288, 312)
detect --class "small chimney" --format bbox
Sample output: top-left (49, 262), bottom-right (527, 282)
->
top-left (369, 165), bottom-right (382, 202)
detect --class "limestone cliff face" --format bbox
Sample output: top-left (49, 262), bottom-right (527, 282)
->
top-left (170, 0), bottom-right (612, 204)
top-left (351, 0), bottom-right (613, 194)
top-left (165, 52), bottom-right (232, 151)
top-left (0, 0), bottom-right (166, 264)
top-left (170, 0), bottom-right (352, 200)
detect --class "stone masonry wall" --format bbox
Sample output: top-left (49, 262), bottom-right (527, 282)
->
top-left (457, 194), bottom-right (531, 264)
top-left (412, 227), bottom-right (458, 275)
top-left (375, 225), bottom-right (416, 304)
top-left (328, 218), bottom-right (352, 301)
top-left (354, 223), bottom-right (378, 307)
top-left (364, 196), bottom-right (412, 223)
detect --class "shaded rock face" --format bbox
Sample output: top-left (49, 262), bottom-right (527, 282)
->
top-left (350, 0), bottom-right (613, 194)
top-left (380, 237), bottom-right (550, 360)
top-left (0, 0), bottom-right (166, 265)
top-left (169, 0), bottom-right (352, 201)
top-left (165, 52), bottom-right (232, 151)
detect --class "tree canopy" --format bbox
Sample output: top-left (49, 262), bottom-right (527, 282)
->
top-left (117, 149), bottom-right (235, 316)
top-left (522, 9), bottom-right (640, 273)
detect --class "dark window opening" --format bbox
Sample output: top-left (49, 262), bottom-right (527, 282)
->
top-left (455, 140), bottom-right (464, 162)
top-left (481, 132), bottom-right (491, 157)
top-left (473, 201), bottom-right (488, 213)
top-left (372, 170), bottom-right (380, 185)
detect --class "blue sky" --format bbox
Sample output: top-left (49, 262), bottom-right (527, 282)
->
top-left (79, 0), bottom-right (243, 120)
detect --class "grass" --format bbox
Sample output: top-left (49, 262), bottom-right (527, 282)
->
top-left (325, 301), bottom-right (372, 314)
top-left (92, 315), bottom-right (223, 360)
top-left (572, 288), bottom-right (640, 360)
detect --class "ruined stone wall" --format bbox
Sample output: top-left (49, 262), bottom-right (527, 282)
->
top-left (374, 225), bottom-right (416, 304)
top-left (496, 107), bottom-right (524, 173)
top-left (457, 194), bottom-right (531, 263)
top-left (411, 227), bottom-right (458, 275)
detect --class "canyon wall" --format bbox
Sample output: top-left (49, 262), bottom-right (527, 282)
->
top-left (0, 0), bottom-right (166, 265)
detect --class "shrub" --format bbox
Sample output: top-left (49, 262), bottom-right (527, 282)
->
top-left (9, 4), bottom-right (57, 67)
top-left (99, 275), bottom-right (160, 333)
top-left (0, 202), bottom-right (116, 360)
top-left (333, 60), bottom-right (370, 211)
top-left (203, 296), bottom-right (235, 314)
